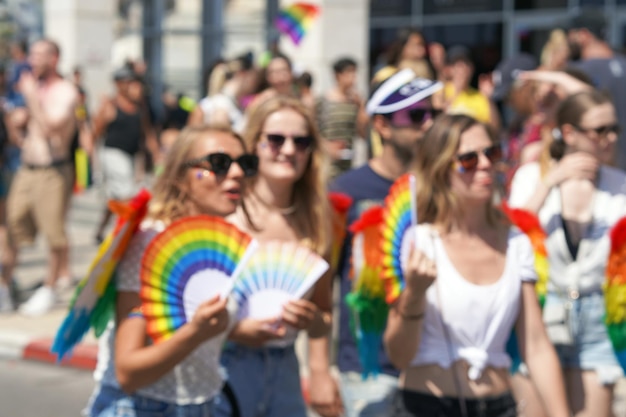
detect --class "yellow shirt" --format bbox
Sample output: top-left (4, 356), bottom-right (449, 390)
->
top-left (444, 83), bottom-right (491, 124)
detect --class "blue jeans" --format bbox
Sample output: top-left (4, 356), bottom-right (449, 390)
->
top-left (339, 372), bottom-right (398, 417)
top-left (85, 384), bottom-right (214, 417)
top-left (546, 291), bottom-right (624, 384)
top-left (212, 343), bottom-right (307, 417)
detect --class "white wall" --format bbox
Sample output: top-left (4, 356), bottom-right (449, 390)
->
top-left (44, 0), bottom-right (115, 110)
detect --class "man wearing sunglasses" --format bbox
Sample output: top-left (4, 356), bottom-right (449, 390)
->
top-left (308, 69), bottom-right (443, 417)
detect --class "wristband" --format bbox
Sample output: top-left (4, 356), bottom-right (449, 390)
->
top-left (399, 311), bottom-right (425, 321)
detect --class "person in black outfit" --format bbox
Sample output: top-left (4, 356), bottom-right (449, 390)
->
top-left (90, 66), bottom-right (157, 243)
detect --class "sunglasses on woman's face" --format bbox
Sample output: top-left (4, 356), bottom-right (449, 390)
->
top-left (574, 123), bottom-right (621, 138)
top-left (455, 144), bottom-right (503, 172)
top-left (264, 133), bottom-right (314, 152)
top-left (185, 153), bottom-right (259, 177)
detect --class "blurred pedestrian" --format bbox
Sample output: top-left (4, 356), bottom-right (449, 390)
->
top-left (1, 39), bottom-right (79, 315)
top-left (316, 57), bottom-right (368, 177)
top-left (566, 9), bottom-right (626, 169)
top-left (309, 69), bottom-right (443, 417)
top-left (90, 66), bottom-right (158, 243)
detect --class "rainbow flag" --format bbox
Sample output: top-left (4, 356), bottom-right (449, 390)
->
top-left (274, 2), bottom-right (320, 46)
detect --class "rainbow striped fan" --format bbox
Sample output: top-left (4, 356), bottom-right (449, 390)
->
top-left (604, 216), bottom-right (626, 372)
top-left (232, 241), bottom-right (329, 320)
top-left (380, 173), bottom-right (417, 304)
top-left (140, 215), bottom-right (258, 343)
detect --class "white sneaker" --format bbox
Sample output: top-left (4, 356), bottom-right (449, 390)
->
top-left (0, 284), bottom-right (14, 313)
top-left (19, 286), bottom-right (55, 317)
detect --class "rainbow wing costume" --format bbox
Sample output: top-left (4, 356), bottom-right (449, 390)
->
top-left (52, 189), bottom-right (152, 360)
top-left (345, 206), bottom-right (388, 378)
top-left (380, 174), bottom-right (417, 304)
top-left (604, 216), bottom-right (626, 372)
top-left (501, 203), bottom-right (549, 372)
top-left (329, 192), bottom-right (353, 273)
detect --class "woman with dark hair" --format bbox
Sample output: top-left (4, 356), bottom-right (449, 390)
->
top-left (385, 114), bottom-right (569, 417)
top-left (509, 90), bottom-right (626, 417)
top-left (387, 28), bottom-right (428, 68)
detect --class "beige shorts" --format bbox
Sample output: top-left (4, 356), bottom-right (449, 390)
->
top-left (7, 163), bottom-right (73, 248)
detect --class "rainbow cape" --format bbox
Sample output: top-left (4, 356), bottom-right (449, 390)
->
top-left (501, 203), bottom-right (549, 372)
top-left (274, 2), bottom-right (320, 46)
top-left (329, 192), bottom-right (353, 273)
top-left (604, 216), bottom-right (626, 372)
top-left (345, 206), bottom-right (388, 378)
top-left (51, 189), bottom-right (152, 360)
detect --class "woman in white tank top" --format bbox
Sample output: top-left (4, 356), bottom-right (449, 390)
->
top-left (384, 114), bottom-right (570, 417)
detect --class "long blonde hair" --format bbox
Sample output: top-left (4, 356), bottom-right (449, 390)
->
top-left (148, 124), bottom-right (247, 223)
top-left (413, 114), bottom-right (503, 231)
top-left (243, 96), bottom-right (331, 256)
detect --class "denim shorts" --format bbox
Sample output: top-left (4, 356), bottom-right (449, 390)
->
top-left (545, 291), bottom-right (624, 384)
top-left (339, 371), bottom-right (398, 417)
top-left (390, 390), bottom-right (517, 417)
top-left (85, 384), bottom-right (214, 417)
top-left (212, 343), bottom-right (307, 417)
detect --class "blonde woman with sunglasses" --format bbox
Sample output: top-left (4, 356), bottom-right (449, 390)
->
top-left (212, 96), bottom-right (333, 417)
top-left (385, 114), bottom-right (569, 417)
top-left (509, 91), bottom-right (626, 417)
top-left (85, 125), bottom-right (259, 417)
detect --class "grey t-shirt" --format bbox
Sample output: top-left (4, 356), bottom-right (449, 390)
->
top-left (574, 55), bottom-right (626, 169)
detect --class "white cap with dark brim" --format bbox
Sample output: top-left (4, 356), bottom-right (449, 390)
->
top-left (366, 68), bottom-right (443, 115)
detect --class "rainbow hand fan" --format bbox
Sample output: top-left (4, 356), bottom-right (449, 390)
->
top-left (380, 174), bottom-right (417, 304)
top-left (604, 216), bottom-right (626, 372)
top-left (329, 192), bottom-right (353, 272)
top-left (232, 241), bottom-right (329, 320)
top-left (346, 206), bottom-right (388, 378)
top-left (52, 189), bottom-right (152, 360)
top-left (140, 216), bottom-right (258, 344)
top-left (274, 2), bottom-right (320, 46)
top-left (501, 203), bottom-right (549, 372)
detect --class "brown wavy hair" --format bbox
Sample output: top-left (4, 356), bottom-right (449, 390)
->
top-left (147, 124), bottom-right (249, 223)
top-left (243, 95), bottom-right (331, 256)
top-left (412, 114), bottom-right (504, 232)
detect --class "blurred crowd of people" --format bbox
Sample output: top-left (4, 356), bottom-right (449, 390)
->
top-left (0, 6), bottom-right (626, 417)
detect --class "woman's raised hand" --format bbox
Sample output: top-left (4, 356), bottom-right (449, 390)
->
top-left (405, 249), bottom-right (437, 295)
top-left (189, 295), bottom-right (230, 341)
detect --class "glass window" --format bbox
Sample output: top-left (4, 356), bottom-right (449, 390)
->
top-left (370, 0), bottom-right (411, 18)
top-left (514, 0), bottom-right (567, 9)
top-left (423, 0), bottom-right (502, 15)
top-left (423, 23), bottom-right (503, 79)
top-left (580, 0), bottom-right (604, 5)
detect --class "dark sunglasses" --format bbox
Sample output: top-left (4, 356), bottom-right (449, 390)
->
top-left (265, 133), bottom-right (314, 152)
top-left (456, 144), bottom-right (503, 172)
top-left (389, 108), bottom-right (443, 127)
top-left (184, 153), bottom-right (259, 177)
top-left (574, 123), bottom-right (621, 137)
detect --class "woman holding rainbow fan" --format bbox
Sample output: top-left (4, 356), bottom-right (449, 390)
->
top-left (84, 124), bottom-right (259, 417)
top-left (509, 89), bottom-right (626, 417)
top-left (383, 114), bottom-right (570, 417)
top-left (212, 96), bottom-right (334, 417)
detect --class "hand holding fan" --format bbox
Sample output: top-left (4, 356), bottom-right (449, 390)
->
top-left (140, 215), bottom-right (258, 343)
top-left (380, 173), bottom-right (417, 304)
top-left (232, 241), bottom-right (329, 320)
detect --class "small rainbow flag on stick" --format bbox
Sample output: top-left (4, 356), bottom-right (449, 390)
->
top-left (274, 2), bottom-right (320, 46)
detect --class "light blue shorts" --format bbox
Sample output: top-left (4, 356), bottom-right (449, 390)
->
top-left (212, 343), bottom-right (307, 417)
top-left (339, 371), bottom-right (398, 417)
top-left (546, 291), bottom-right (624, 385)
top-left (85, 384), bottom-right (214, 417)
